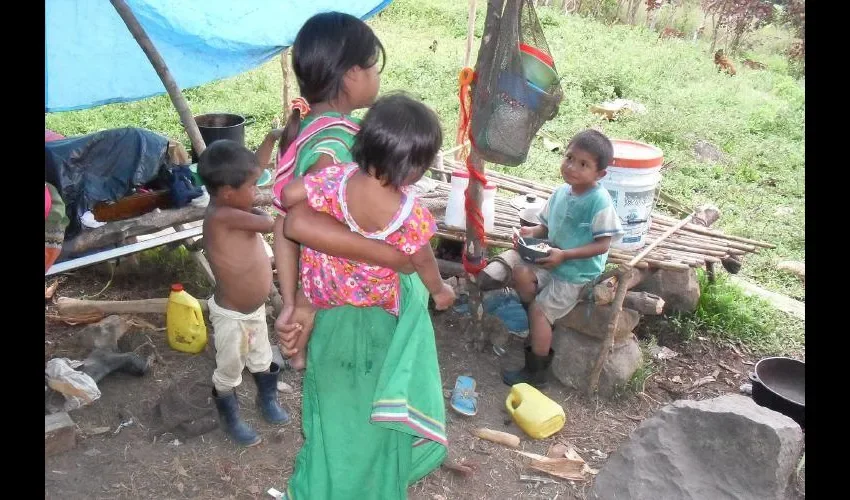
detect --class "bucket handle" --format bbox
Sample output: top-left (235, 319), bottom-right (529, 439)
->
top-left (243, 115), bottom-right (255, 126)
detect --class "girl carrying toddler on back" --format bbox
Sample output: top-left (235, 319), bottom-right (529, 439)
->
top-left (256, 12), bottom-right (401, 370)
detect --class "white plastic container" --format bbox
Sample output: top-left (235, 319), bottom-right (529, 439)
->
top-left (445, 171), bottom-right (497, 233)
top-left (600, 140), bottom-right (664, 251)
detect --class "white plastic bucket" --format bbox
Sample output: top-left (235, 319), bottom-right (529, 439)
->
top-left (600, 140), bottom-right (664, 251)
top-left (445, 171), bottom-right (497, 233)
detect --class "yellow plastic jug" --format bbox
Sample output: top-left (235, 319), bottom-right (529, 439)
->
top-left (505, 383), bottom-right (566, 439)
top-left (166, 283), bottom-right (208, 354)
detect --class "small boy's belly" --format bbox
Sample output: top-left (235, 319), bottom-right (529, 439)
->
top-left (210, 245), bottom-right (273, 313)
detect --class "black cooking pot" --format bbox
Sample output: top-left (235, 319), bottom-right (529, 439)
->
top-left (749, 357), bottom-right (805, 428)
top-left (191, 113), bottom-right (255, 162)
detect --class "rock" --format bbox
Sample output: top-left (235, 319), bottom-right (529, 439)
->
top-left (776, 261), bottom-right (805, 282)
top-left (554, 303), bottom-right (639, 342)
top-left (79, 315), bottom-right (131, 351)
top-left (633, 268), bottom-right (700, 314)
top-left (550, 328), bottom-right (642, 398)
top-left (589, 394), bottom-right (804, 500)
top-left (45, 412), bottom-right (77, 457)
top-left (693, 140), bottom-right (724, 163)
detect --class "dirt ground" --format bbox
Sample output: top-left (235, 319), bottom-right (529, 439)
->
top-left (45, 263), bottom-right (805, 499)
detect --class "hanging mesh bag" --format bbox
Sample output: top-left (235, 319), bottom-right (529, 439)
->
top-left (470, 0), bottom-right (563, 167)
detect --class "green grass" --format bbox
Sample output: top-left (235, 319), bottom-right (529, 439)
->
top-left (669, 271), bottom-right (804, 355)
top-left (45, 0), bottom-right (804, 340)
top-left (617, 336), bottom-right (659, 397)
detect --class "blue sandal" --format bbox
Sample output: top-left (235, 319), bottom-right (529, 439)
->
top-left (450, 375), bottom-right (479, 416)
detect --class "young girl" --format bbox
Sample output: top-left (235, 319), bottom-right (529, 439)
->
top-left (280, 93), bottom-right (452, 499)
top-left (257, 11), bottom-right (385, 370)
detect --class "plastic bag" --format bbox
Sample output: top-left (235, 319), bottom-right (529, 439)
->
top-left (45, 358), bottom-right (101, 411)
top-left (471, 0), bottom-right (563, 166)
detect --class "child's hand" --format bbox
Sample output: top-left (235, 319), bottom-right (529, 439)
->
top-left (519, 226), bottom-right (535, 238)
top-left (513, 226), bottom-right (536, 248)
top-left (431, 282), bottom-right (457, 311)
top-left (536, 248), bottom-right (567, 270)
top-left (274, 305), bottom-right (302, 353)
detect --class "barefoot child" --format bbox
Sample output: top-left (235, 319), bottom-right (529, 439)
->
top-left (198, 140), bottom-right (290, 447)
top-left (280, 93), bottom-right (453, 499)
top-left (256, 12), bottom-right (386, 371)
top-left (502, 129), bottom-right (624, 388)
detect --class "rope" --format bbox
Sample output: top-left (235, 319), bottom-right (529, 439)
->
top-left (457, 67), bottom-right (488, 275)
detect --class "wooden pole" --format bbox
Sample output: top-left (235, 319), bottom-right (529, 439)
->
top-left (628, 213), bottom-right (694, 267)
top-left (587, 266), bottom-right (634, 395)
top-left (455, 0), bottom-right (478, 162)
top-left (109, 0), bottom-right (206, 156)
top-left (464, 149), bottom-right (487, 270)
top-left (280, 48), bottom-right (291, 121)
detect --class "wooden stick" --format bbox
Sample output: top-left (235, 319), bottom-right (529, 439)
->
top-left (109, 0), bottom-right (206, 156)
top-left (464, 150), bottom-right (487, 267)
top-left (647, 237), bottom-right (729, 257)
top-left (706, 261), bottom-right (717, 284)
top-left (474, 428), bottom-right (520, 448)
top-left (652, 213), bottom-right (773, 248)
top-left (280, 48), bottom-right (290, 121)
top-left (648, 225), bottom-right (755, 252)
top-left (57, 297), bottom-right (208, 316)
top-left (453, 0), bottom-right (477, 162)
top-left (587, 267), bottom-right (633, 395)
top-left (629, 214), bottom-right (694, 266)
top-left (609, 252), bottom-right (692, 270)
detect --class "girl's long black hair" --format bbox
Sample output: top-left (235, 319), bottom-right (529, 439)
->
top-left (277, 12), bottom-right (386, 158)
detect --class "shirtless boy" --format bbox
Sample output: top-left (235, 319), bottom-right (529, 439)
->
top-left (198, 140), bottom-right (290, 447)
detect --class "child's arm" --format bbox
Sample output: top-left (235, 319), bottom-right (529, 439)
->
top-left (255, 129), bottom-right (284, 168)
top-left (536, 236), bottom-right (612, 270)
top-left (410, 244), bottom-right (455, 310)
top-left (273, 215), bottom-right (303, 341)
top-left (536, 196), bottom-right (623, 270)
top-left (214, 206), bottom-right (275, 234)
top-left (283, 202), bottom-right (415, 274)
top-left (515, 223), bottom-right (549, 242)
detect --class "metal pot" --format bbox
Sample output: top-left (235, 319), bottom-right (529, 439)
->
top-left (749, 357), bottom-right (804, 428)
top-left (191, 113), bottom-right (255, 162)
top-left (519, 206), bottom-right (542, 227)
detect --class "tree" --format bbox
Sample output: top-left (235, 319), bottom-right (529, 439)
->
top-left (784, 0), bottom-right (804, 60)
top-left (701, 0), bottom-right (773, 54)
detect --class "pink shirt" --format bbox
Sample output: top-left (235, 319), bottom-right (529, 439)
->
top-left (300, 164), bottom-right (437, 315)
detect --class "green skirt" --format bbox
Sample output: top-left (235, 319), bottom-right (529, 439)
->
top-left (285, 274), bottom-right (447, 500)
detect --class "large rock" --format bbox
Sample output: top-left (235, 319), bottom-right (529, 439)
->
top-left (589, 394), bottom-right (804, 500)
top-left (554, 303), bottom-right (639, 342)
top-left (634, 267), bottom-right (700, 314)
top-left (551, 328), bottom-right (641, 398)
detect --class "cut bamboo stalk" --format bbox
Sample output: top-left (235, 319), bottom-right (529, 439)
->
top-left (652, 213), bottom-right (773, 248)
top-left (647, 240), bottom-right (727, 257)
top-left (647, 225), bottom-right (755, 252)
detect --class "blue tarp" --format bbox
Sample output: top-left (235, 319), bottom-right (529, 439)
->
top-left (45, 0), bottom-right (392, 112)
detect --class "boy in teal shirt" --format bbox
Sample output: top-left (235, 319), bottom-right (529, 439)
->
top-left (503, 129), bottom-right (624, 388)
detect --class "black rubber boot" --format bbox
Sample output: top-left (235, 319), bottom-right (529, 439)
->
top-left (252, 362), bottom-right (291, 425)
top-left (502, 346), bottom-right (554, 388)
top-left (213, 388), bottom-right (261, 447)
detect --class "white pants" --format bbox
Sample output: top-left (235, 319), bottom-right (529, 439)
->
top-left (208, 296), bottom-right (272, 393)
